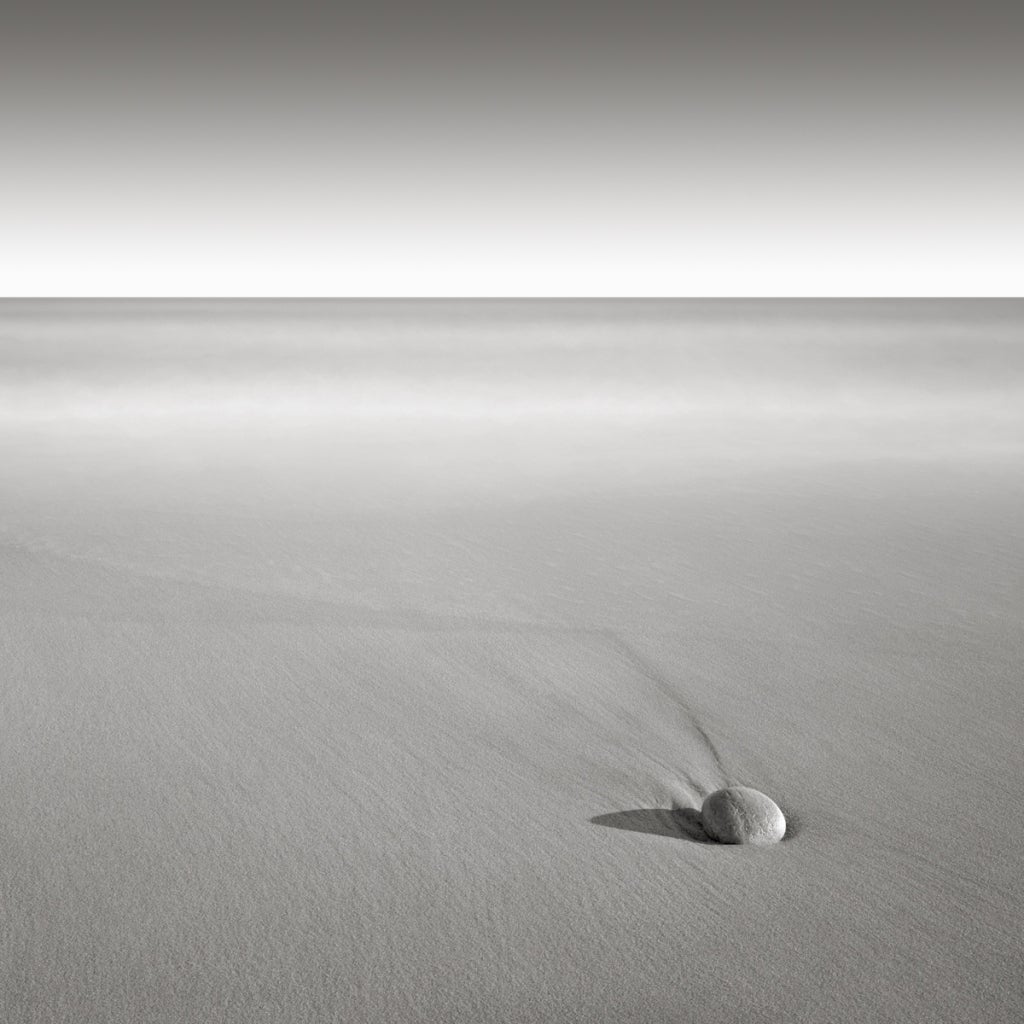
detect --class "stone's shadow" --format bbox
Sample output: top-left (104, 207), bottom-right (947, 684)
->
top-left (590, 806), bottom-right (712, 843)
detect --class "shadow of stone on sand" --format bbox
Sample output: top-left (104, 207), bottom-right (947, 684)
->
top-left (590, 807), bottom-right (712, 843)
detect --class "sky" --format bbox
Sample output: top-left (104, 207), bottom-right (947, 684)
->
top-left (1, 2), bottom-right (1022, 295)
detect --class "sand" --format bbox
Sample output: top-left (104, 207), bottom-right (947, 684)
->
top-left (1, 300), bottom-right (1023, 1023)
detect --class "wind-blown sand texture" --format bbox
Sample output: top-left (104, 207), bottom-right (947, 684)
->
top-left (1, 300), bottom-right (1023, 1023)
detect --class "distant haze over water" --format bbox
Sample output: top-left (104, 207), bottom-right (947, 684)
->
top-left (0, 300), bottom-right (1019, 526)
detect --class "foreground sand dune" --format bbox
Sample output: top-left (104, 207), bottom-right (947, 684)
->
top-left (1, 301), bottom-right (1023, 1022)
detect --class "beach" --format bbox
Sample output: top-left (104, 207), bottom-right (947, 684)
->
top-left (1, 300), bottom-right (1022, 1022)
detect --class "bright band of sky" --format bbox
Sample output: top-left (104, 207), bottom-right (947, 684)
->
top-left (2, 3), bottom-right (1022, 296)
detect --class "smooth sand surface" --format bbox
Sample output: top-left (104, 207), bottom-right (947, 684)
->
top-left (1, 301), bottom-right (1023, 1022)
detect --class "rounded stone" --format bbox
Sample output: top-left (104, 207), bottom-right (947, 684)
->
top-left (700, 786), bottom-right (786, 845)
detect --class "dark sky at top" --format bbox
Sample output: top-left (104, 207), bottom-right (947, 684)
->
top-left (2, 2), bottom-right (1021, 294)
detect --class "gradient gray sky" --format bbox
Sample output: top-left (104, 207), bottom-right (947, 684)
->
top-left (2, 2), bottom-right (1022, 295)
